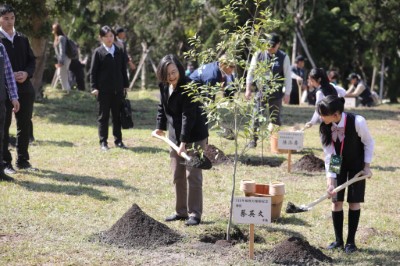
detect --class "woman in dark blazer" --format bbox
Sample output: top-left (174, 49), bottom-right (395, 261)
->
top-left (152, 54), bottom-right (208, 226)
top-left (90, 25), bottom-right (129, 151)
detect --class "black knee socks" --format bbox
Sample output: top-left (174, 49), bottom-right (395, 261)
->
top-left (332, 210), bottom-right (344, 243)
top-left (347, 209), bottom-right (361, 245)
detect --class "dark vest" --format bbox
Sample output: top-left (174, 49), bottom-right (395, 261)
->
top-left (334, 113), bottom-right (364, 172)
top-left (358, 82), bottom-right (373, 106)
top-left (257, 49), bottom-right (286, 98)
top-left (0, 46), bottom-right (5, 102)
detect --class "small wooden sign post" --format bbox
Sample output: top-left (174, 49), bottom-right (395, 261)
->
top-left (278, 131), bottom-right (304, 173)
top-left (233, 197), bottom-right (271, 259)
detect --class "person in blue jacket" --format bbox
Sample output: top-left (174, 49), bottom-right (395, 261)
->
top-left (189, 54), bottom-right (236, 100)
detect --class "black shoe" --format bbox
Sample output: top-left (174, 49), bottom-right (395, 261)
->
top-left (344, 243), bottom-right (357, 254)
top-left (29, 136), bottom-right (35, 144)
top-left (4, 163), bottom-right (16, 175)
top-left (16, 161), bottom-right (38, 172)
top-left (247, 140), bottom-right (257, 148)
top-left (165, 214), bottom-right (188, 222)
top-left (327, 241), bottom-right (344, 250)
top-left (185, 217), bottom-right (201, 226)
top-left (115, 141), bottom-right (127, 149)
top-left (100, 143), bottom-right (109, 151)
top-left (0, 173), bottom-right (15, 182)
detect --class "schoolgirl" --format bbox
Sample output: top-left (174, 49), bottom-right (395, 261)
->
top-left (305, 68), bottom-right (346, 127)
top-left (317, 95), bottom-right (374, 253)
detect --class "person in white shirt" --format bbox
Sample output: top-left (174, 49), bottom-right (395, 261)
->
top-left (245, 33), bottom-right (292, 148)
top-left (317, 95), bottom-right (374, 254)
top-left (305, 68), bottom-right (346, 128)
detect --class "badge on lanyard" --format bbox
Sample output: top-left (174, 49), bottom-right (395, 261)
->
top-left (329, 154), bottom-right (342, 174)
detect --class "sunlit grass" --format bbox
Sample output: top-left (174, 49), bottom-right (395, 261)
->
top-left (1, 87), bottom-right (399, 265)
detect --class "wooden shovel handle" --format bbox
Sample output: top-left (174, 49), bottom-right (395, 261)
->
top-left (151, 131), bottom-right (191, 161)
top-left (305, 171), bottom-right (370, 209)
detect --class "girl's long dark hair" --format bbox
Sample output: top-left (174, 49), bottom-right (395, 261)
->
top-left (309, 68), bottom-right (338, 97)
top-left (317, 95), bottom-right (345, 146)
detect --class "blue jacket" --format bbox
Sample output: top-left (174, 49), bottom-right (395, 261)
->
top-left (189, 61), bottom-right (235, 98)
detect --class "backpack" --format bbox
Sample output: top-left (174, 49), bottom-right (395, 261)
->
top-left (65, 37), bottom-right (78, 59)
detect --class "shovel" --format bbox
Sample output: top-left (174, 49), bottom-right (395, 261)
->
top-left (286, 171), bottom-right (370, 213)
top-left (151, 131), bottom-right (212, 170)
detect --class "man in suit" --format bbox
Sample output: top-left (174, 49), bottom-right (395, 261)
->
top-left (0, 4), bottom-right (37, 173)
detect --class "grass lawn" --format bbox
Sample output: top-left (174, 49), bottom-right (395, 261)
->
top-left (1, 87), bottom-right (399, 265)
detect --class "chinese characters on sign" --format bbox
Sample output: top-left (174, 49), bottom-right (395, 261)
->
top-left (278, 131), bottom-right (304, 150)
top-left (233, 197), bottom-right (271, 225)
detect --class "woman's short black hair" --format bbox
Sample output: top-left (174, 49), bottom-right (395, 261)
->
top-left (0, 4), bottom-right (15, 16)
top-left (317, 95), bottom-right (345, 116)
top-left (156, 54), bottom-right (185, 84)
top-left (99, 25), bottom-right (114, 37)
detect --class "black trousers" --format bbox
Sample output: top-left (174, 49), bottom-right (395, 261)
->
top-left (69, 59), bottom-right (86, 91)
top-left (3, 87), bottom-right (35, 164)
top-left (0, 100), bottom-right (5, 171)
top-left (97, 93), bottom-right (123, 145)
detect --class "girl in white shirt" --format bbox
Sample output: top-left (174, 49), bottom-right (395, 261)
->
top-left (305, 68), bottom-right (346, 127)
top-left (317, 95), bottom-right (374, 254)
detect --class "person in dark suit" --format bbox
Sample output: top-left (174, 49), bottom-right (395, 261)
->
top-left (152, 54), bottom-right (208, 226)
top-left (90, 25), bottom-right (129, 151)
top-left (0, 4), bottom-right (37, 173)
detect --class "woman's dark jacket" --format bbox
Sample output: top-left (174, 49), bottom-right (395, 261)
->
top-left (156, 78), bottom-right (209, 145)
top-left (90, 44), bottom-right (128, 97)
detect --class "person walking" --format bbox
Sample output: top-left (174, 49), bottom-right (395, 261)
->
top-left (90, 25), bottom-right (129, 151)
top-left (52, 23), bottom-right (71, 92)
top-left (0, 41), bottom-right (19, 181)
top-left (317, 95), bottom-right (374, 253)
top-left (0, 4), bottom-right (36, 173)
top-left (245, 33), bottom-right (292, 148)
top-left (152, 54), bottom-right (208, 226)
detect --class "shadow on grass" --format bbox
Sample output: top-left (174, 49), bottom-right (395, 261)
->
top-left (31, 139), bottom-right (74, 147)
top-left (240, 155), bottom-right (285, 167)
top-left (16, 180), bottom-right (115, 201)
top-left (34, 90), bottom-right (158, 129)
top-left (276, 215), bottom-right (313, 227)
top-left (127, 146), bottom-right (168, 154)
top-left (337, 247), bottom-right (400, 266)
top-left (29, 169), bottom-right (137, 191)
top-left (372, 165), bottom-right (400, 172)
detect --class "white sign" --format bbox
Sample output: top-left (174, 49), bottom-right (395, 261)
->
top-left (233, 197), bottom-right (271, 225)
top-left (278, 131), bottom-right (304, 150)
top-left (344, 97), bottom-right (357, 108)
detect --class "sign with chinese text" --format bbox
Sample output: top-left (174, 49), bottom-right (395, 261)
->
top-left (278, 131), bottom-right (304, 150)
top-left (344, 97), bottom-right (357, 108)
top-left (233, 197), bottom-right (271, 225)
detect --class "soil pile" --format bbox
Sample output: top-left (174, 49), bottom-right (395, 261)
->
top-left (99, 204), bottom-right (181, 248)
top-left (263, 236), bottom-right (332, 265)
top-left (204, 144), bottom-right (231, 165)
top-left (292, 154), bottom-right (324, 172)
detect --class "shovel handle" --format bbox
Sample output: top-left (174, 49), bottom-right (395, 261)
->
top-left (151, 131), bottom-right (191, 161)
top-left (304, 171), bottom-right (370, 210)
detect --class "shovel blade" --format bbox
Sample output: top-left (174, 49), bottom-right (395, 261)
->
top-left (285, 202), bottom-right (308, 213)
top-left (181, 154), bottom-right (212, 170)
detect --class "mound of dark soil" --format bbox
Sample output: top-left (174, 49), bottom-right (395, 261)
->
top-left (99, 204), bottom-right (181, 248)
top-left (204, 144), bottom-right (231, 165)
top-left (261, 236), bottom-right (332, 265)
top-left (292, 154), bottom-right (324, 172)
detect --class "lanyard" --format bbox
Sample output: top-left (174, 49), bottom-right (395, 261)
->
top-left (331, 114), bottom-right (347, 156)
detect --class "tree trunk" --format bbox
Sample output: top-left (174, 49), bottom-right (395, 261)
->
top-left (291, 32), bottom-right (297, 65)
top-left (30, 37), bottom-right (47, 100)
top-left (379, 55), bottom-right (385, 100)
top-left (370, 66), bottom-right (377, 91)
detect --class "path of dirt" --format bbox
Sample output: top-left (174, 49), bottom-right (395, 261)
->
top-left (258, 236), bottom-right (333, 265)
top-left (98, 204), bottom-right (181, 248)
top-left (204, 144), bottom-right (232, 165)
top-left (292, 154), bottom-right (325, 172)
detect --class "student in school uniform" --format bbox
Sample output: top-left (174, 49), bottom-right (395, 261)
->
top-left (90, 25), bottom-right (129, 151)
top-left (317, 95), bottom-right (374, 253)
top-left (305, 68), bottom-right (346, 128)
